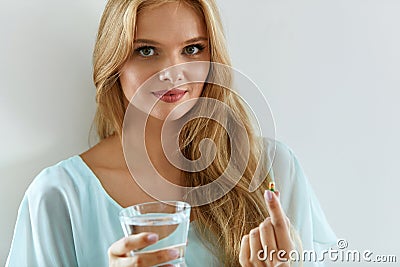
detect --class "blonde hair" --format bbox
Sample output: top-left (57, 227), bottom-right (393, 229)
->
top-left (93, 0), bottom-right (299, 266)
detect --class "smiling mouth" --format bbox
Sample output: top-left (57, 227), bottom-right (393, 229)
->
top-left (152, 88), bottom-right (188, 103)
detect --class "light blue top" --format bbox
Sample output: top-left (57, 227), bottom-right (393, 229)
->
top-left (6, 139), bottom-right (337, 267)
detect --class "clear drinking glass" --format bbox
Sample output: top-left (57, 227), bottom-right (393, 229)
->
top-left (119, 201), bottom-right (191, 267)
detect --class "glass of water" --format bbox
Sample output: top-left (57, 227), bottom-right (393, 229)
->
top-left (119, 201), bottom-right (191, 266)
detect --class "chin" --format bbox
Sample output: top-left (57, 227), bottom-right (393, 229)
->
top-left (150, 101), bottom-right (198, 121)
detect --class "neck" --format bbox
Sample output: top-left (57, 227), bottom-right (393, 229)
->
top-left (145, 115), bottom-right (164, 145)
top-left (122, 108), bottom-right (181, 176)
top-left (144, 115), bottom-right (180, 169)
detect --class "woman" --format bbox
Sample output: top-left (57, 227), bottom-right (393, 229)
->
top-left (6, 0), bottom-right (337, 266)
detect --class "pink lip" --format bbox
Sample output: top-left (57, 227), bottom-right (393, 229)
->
top-left (152, 88), bottom-right (187, 103)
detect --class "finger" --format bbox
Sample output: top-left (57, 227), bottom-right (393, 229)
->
top-left (259, 218), bottom-right (277, 258)
top-left (270, 191), bottom-right (291, 230)
top-left (113, 257), bottom-right (139, 267)
top-left (249, 228), bottom-right (264, 267)
top-left (108, 233), bottom-right (158, 257)
top-left (260, 218), bottom-right (292, 266)
top-left (115, 249), bottom-right (180, 267)
top-left (239, 235), bottom-right (251, 266)
top-left (264, 190), bottom-right (292, 252)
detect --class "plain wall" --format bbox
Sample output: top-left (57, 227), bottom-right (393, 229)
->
top-left (1, 0), bottom-right (399, 266)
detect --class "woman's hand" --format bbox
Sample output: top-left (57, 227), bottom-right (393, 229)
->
top-left (239, 190), bottom-right (295, 267)
top-left (108, 232), bottom-right (179, 267)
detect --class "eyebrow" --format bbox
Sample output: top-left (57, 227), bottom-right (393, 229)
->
top-left (133, 37), bottom-right (208, 46)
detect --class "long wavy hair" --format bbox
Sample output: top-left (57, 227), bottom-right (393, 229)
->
top-left (92, 0), bottom-right (298, 266)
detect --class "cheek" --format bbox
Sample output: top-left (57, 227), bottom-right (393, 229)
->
top-left (186, 63), bottom-right (210, 97)
top-left (191, 83), bottom-right (205, 97)
top-left (119, 74), bottom-right (137, 101)
top-left (119, 64), bottom-right (156, 101)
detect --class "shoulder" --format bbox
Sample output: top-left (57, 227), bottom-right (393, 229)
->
top-left (25, 155), bottom-right (90, 204)
top-left (79, 134), bottom-right (126, 171)
top-left (263, 138), bottom-right (338, 248)
top-left (8, 157), bottom-right (87, 267)
top-left (262, 137), bottom-right (308, 214)
top-left (263, 137), bottom-right (297, 184)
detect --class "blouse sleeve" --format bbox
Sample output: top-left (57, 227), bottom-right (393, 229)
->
top-left (6, 167), bottom-right (78, 267)
top-left (267, 139), bottom-right (337, 266)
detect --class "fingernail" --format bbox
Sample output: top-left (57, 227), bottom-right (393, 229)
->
top-left (168, 249), bottom-right (180, 258)
top-left (265, 190), bottom-right (273, 202)
top-left (147, 234), bottom-right (158, 242)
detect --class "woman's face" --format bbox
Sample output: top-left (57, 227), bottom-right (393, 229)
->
top-left (120, 2), bottom-right (211, 120)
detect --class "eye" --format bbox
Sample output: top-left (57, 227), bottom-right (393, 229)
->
top-left (184, 44), bottom-right (205, 55)
top-left (136, 46), bottom-right (156, 57)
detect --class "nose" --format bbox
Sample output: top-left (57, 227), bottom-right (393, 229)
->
top-left (158, 55), bottom-right (187, 84)
top-left (158, 66), bottom-right (184, 83)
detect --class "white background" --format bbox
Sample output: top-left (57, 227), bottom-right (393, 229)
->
top-left (1, 0), bottom-right (399, 266)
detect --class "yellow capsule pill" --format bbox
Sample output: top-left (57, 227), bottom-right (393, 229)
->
top-left (268, 182), bottom-right (275, 192)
